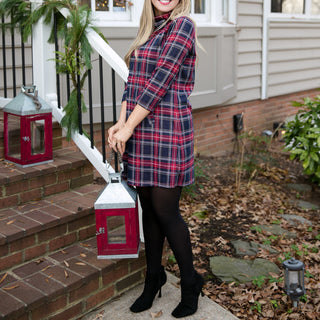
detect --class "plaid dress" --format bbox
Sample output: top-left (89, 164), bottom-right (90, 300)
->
top-left (122, 13), bottom-right (196, 188)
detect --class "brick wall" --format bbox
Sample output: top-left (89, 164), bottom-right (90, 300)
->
top-left (193, 89), bottom-right (319, 156)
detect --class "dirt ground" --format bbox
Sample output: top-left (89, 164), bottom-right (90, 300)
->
top-left (166, 138), bottom-right (320, 320)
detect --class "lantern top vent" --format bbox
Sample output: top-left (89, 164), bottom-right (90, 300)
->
top-left (95, 173), bottom-right (137, 209)
top-left (282, 258), bottom-right (305, 271)
top-left (3, 86), bottom-right (52, 116)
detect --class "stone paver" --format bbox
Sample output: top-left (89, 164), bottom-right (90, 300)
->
top-left (256, 224), bottom-right (296, 238)
top-left (286, 183), bottom-right (312, 193)
top-left (210, 256), bottom-right (280, 284)
top-left (290, 199), bottom-right (320, 210)
top-left (281, 214), bottom-right (313, 226)
top-left (231, 239), bottom-right (278, 256)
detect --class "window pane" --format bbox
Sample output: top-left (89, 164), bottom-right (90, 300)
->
top-left (114, 0), bottom-right (126, 12)
top-left (78, 0), bottom-right (91, 7)
top-left (194, 0), bottom-right (205, 14)
top-left (271, 0), bottom-right (305, 14)
top-left (312, 0), bottom-right (320, 14)
top-left (96, 0), bottom-right (109, 11)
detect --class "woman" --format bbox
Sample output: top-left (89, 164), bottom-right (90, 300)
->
top-left (108, 0), bottom-right (203, 317)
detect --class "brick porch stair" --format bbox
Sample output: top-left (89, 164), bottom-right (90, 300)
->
top-left (0, 111), bottom-right (147, 320)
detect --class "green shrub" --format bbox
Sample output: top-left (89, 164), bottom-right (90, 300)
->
top-left (284, 95), bottom-right (320, 184)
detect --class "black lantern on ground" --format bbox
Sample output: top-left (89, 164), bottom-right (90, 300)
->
top-left (3, 86), bottom-right (53, 167)
top-left (282, 258), bottom-right (306, 307)
top-left (273, 121), bottom-right (286, 140)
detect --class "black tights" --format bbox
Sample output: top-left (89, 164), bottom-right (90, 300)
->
top-left (137, 186), bottom-right (195, 285)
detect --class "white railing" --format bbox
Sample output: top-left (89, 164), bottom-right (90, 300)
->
top-left (32, 3), bottom-right (129, 182)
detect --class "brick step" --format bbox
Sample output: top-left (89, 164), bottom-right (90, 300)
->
top-left (0, 238), bottom-right (146, 320)
top-left (0, 183), bottom-right (106, 273)
top-left (0, 148), bottom-right (93, 210)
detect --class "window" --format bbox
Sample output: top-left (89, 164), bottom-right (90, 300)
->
top-left (83, 0), bottom-right (236, 26)
top-left (95, 0), bottom-right (127, 12)
top-left (271, 0), bottom-right (320, 16)
top-left (79, 0), bottom-right (132, 22)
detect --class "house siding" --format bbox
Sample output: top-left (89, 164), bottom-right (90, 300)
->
top-left (268, 20), bottom-right (320, 97)
top-left (229, 0), bottom-right (263, 104)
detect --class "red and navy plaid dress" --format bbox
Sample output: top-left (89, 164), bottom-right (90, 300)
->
top-left (122, 13), bottom-right (196, 188)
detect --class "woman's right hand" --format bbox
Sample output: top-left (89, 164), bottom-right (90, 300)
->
top-left (108, 121), bottom-right (124, 148)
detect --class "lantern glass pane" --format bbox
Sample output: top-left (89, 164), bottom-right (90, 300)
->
top-left (107, 216), bottom-right (126, 244)
top-left (7, 114), bottom-right (21, 159)
top-left (30, 120), bottom-right (45, 155)
top-left (289, 270), bottom-right (299, 285)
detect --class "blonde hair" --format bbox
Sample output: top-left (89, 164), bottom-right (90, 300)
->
top-left (124, 0), bottom-right (192, 66)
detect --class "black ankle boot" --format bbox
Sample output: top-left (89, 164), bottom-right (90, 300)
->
top-left (130, 265), bottom-right (167, 313)
top-left (171, 272), bottom-right (204, 318)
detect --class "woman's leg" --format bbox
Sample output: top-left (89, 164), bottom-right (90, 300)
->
top-left (137, 186), bottom-right (165, 273)
top-left (130, 187), bottom-right (167, 313)
top-left (150, 186), bottom-right (195, 285)
top-left (150, 186), bottom-right (203, 318)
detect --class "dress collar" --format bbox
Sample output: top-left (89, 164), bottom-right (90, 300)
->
top-left (154, 12), bottom-right (171, 30)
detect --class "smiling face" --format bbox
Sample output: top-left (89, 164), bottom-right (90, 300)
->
top-left (151, 0), bottom-right (180, 16)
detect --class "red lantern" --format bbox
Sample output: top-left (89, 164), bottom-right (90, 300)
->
top-left (3, 86), bottom-right (53, 167)
top-left (95, 172), bottom-right (140, 259)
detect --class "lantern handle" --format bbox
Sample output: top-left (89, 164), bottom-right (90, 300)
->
top-left (21, 86), bottom-right (42, 110)
top-left (107, 150), bottom-right (124, 175)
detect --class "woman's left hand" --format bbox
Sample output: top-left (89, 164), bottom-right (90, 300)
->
top-left (110, 125), bottom-right (133, 155)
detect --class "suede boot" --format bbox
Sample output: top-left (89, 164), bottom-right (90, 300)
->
top-left (130, 265), bottom-right (167, 313)
top-left (171, 272), bottom-right (204, 318)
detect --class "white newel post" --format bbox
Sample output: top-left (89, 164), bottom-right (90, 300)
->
top-left (30, 0), bottom-right (57, 106)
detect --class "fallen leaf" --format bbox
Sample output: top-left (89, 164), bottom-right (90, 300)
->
top-left (60, 250), bottom-right (67, 254)
top-left (64, 270), bottom-right (69, 278)
top-left (92, 310), bottom-right (105, 320)
top-left (80, 243), bottom-right (91, 247)
top-left (3, 284), bottom-right (19, 290)
top-left (63, 260), bottom-right (69, 267)
top-left (41, 265), bottom-right (51, 272)
top-left (75, 262), bottom-right (86, 266)
top-left (35, 258), bottom-right (45, 264)
top-left (151, 310), bottom-right (163, 319)
top-left (80, 253), bottom-right (87, 258)
top-left (6, 219), bottom-right (16, 225)
top-left (0, 273), bottom-right (8, 285)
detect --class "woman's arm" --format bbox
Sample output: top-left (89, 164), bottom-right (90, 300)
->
top-left (135, 17), bottom-right (195, 113)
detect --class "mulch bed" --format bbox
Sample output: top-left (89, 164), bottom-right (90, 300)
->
top-left (166, 140), bottom-right (320, 320)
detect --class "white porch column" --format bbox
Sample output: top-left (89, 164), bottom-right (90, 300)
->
top-left (30, 0), bottom-right (57, 106)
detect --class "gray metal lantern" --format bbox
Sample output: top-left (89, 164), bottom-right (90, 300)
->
top-left (94, 172), bottom-right (140, 259)
top-left (282, 258), bottom-right (306, 307)
top-left (4, 86), bottom-right (53, 167)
